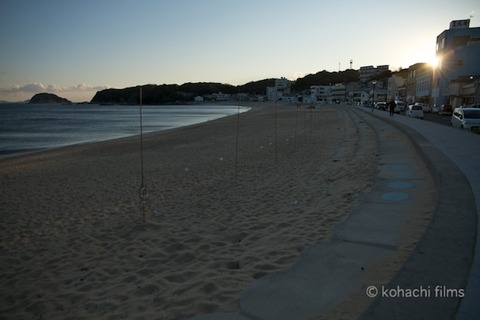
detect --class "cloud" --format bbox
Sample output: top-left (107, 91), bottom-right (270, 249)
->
top-left (10, 82), bottom-right (47, 92)
top-left (47, 84), bottom-right (62, 92)
top-left (75, 83), bottom-right (91, 91)
top-left (2, 82), bottom-right (109, 94)
top-left (73, 83), bottom-right (110, 91)
top-left (293, 72), bottom-right (305, 80)
top-left (0, 82), bottom-right (111, 102)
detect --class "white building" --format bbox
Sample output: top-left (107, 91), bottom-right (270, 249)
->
top-left (275, 77), bottom-right (291, 92)
top-left (310, 85), bottom-right (330, 103)
top-left (416, 68), bottom-right (433, 104)
top-left (330, 84), bottom-right (346, 103)
top-left (212, 92), bottom-right (231, 101)
top-left (267, 77), bottom-right (292, 101)
top-left (266, 86), bottom-right (280, 101)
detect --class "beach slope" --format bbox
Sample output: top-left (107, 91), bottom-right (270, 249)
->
top-left (1, 103), bottom-right (380, 319)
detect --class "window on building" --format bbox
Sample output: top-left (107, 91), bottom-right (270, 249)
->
top-left (469, 36), bottom-right (480, 45)
top-left (453, 36), bottom-right (470, 47)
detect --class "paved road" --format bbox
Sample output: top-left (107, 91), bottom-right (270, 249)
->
top-left (361, 106), bottom-right (452, 126)
top-left (423, 112), bottom-right (453, 126)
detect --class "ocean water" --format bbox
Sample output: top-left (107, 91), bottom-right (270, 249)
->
top-left (0, 104), bottom-right (250, 157)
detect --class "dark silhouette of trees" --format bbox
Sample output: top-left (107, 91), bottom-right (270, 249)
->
top-left (292, 69), bottom-right (359, 91)
top-left (90, 71), bottom-right (361, 104)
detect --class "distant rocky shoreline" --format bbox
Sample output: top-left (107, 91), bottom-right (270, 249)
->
top-left (29, 93), bottom-right (72, 104)
top-left (25, 69), bottom-right (361, 105)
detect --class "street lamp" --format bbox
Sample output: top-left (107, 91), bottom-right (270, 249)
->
top-left (371, 81), bottom-right (377, 111)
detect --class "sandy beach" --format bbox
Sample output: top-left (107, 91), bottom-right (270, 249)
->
top-left (0, 103), bottom-right (381, 319)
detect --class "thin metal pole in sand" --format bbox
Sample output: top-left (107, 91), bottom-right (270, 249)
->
top-left (303, 108), bottom-right (307, 144)
top-left (294, 105), bottom-right (298, 153)
top-left (234, 104), bottom-right (240, 183)
top-left (274, 95), bottom-right (278, 162)
top-left (138, 87), bottom-right (147, 223)
top-left (310, 106), bottom-right (315, 134)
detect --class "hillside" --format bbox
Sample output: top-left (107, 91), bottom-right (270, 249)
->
top-left (292, 69), bottom-right (360, 91)
top-left (90, 70), bottom-right (360, 105)
top-left (90, 79), bottom-right (277, 105)
top-left (29, 93), bottom-right (72, 104)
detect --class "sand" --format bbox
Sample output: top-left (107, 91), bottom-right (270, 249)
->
top-left (0, 103), bottom-right (379, 319)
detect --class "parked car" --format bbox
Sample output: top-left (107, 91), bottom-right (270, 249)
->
top-left (406, 104), bottom-right (424, 119)
top-left (438, 105), bottom-right (453, 116)
top-left (432, 104), bottom-right (440, 114)
top-left (450, 107), bottom-right (480, 133)
top-left (394, 101), bottom-right (406, 113)
top-left (415, 102), bottom-right (431, 113)
top-left (375, 102), bottom-right (387, 111)
top-left (468, 104), bottom-right (480, 109)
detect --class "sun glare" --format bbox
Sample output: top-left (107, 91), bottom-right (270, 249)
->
top-left (403, 44), bottom-right (440, 70)
top-left (428, 55), bottom-right (440, 69)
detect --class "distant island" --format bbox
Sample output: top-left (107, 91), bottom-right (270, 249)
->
top-left (29, 93), bottom-right (72, 104)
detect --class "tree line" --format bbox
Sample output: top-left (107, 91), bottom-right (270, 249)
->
top-left (90, 70), bottom-right (361, 105)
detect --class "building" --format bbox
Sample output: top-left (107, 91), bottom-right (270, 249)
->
top-left (307, 84), bottom-right (348, 104)
top-left (406, 63), bottom-right (426, 103)
top-left (416, 67), bottom-right (433, 105)
top-left (275, 77), bottom-right (291, 93)
top-left (432, 19), bottom-right (480, 107)
top-left (266, 87), bottom-right (279, 101)
top-left (344, 82), bottom-right (365, 105)
top-left (330, 84), bottom-right (346, 103)
top-left (266, 77), bottom-right (292, 101)
top-left (405, 63), bottom-right (433, 105)
top-left (212, 92), bottom-right (231, 101)
top-left (348, 91), bottom-right (370, 104)
top-left (235, 93), bottom-right (249, 101)
top-left (310, 85), bottom-right (330, 103)
top-left (447, 75), bottom-right (480, 106)
top-left (387, 71), bottom-right (407, 102)
top-left (359, 65), bottom-right (389, 83)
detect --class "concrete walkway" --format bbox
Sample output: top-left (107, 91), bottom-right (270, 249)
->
top-left (188, 106), bottom-right (478, 320)
top-left (357, 108), bottom-right (479, 320)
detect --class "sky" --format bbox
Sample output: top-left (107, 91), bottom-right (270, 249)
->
top-left (1, 0), bottom-right (479, 102)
